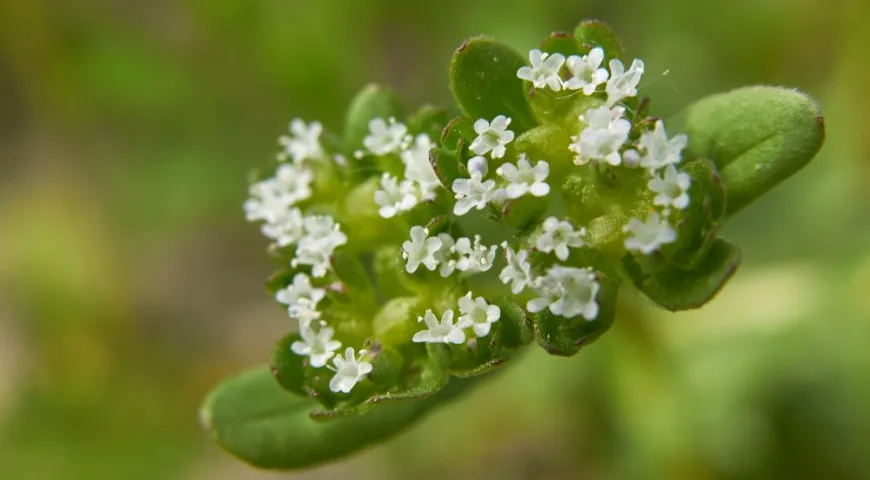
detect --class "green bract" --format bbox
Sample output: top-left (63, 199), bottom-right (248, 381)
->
top-left (201, 19), bottom-right (824, 470)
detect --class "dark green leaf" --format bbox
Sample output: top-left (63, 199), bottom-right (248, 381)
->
top-left (540, 31), bottom-right (581, 57)
top-left (330, 252), bottom-right (374, 293)
top-left (493, 298), bottom-right (534, 348)
top-left (429, 147), bottom-right (466, 189)
top-left (271, 334), bottom-right (307, 396)
top-left (368, 347), bottom-right (404, 388)
top-left (574, 19), bottom-right (623, 60)
top-left (440, 116), bottom-right (476, 153)
top-left (407, 105), bottom-right (449, 141)
top-left (450, 358), bottom-right (508, 378)
top-left (503, 194), bottom-right (550, 232)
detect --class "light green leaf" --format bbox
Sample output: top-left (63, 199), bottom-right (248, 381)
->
top-left (344, 84), bottom-right (405, 149)
top-left (540, 32), bottom-right (581, 57)
top-left (574, 19), bottom-right (623, 60)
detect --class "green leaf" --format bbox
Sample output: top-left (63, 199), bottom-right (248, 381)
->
top-left (540, 32), bottom-right (581, 57)
top-left (271, 334), bottom-right (307, 396)
top-left (502, 194), bottom-right (550, 232)
top-left (665, 158), bottom-right (727, 269)
top-left (407, 105), bottom-right (449, 141)
top-left (623, 238), bottom-right (742, 311)
top-left (574, 19), bottom-right (623, 60)
top-left (344, 84), bottom-right (405, 149)
top-left (672, 86), bottom-right (825, 216)
top-left (449, 358), bottom-right (508, 378)
top-left (440, 116), bottom-right (476, 153)
top-left (330, 252), bottom-right (374, 293)
top-left (450, 37), bottom-right (537, 133)
top-left (429, 147), bottom-right (466, 189)
top-left (493, 298), bottom-right (534, 348)
top-left (201, 366), bottom-right (471, 470)
top-left (368, 347), bottom-right (404, 388)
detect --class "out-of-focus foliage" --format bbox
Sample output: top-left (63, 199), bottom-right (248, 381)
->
top-left (0, 0), bottom-right (867, 479)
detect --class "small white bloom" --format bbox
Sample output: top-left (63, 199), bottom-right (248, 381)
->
top-left (527, 273), bottom-right (562, 314)
top-left (547, 266), bottom-right (600, 320)
top-left (276, 273), bottom-right (325, 309)
top-left (517, 49), bottom-right (566, 92)
top-left (402, 226), bottom-right (442, 273)
top-left (496, 154), bottom-right (550, 199)
top-left (536, 217), bottom-right (586, 261)
top-left (374, 173), bottom-right (418, 218)
top-left (328, 347), bottom-right (372, 393)
top-left (401, 134), bottom-right (440, 199)
top-left (638, 120), bottom-right (688, 171)
top-left (606, 58), bottom-right (644, 106)
top-left (279, 119), bottom-right (323, 163)
top-left (291, 326), bottom-right (342, 368)
top-left (624, 211), bottom-right (677, 254)
top-left (457, 292), bottom-right (501, 337)
top-left (244, 165), bottom-right (312, 224)
top-left (570, 105), bottom-right (631, 166)
top-left (259, 207), bottom-right (306, 247)
top-left (273, 163), bottom-right (314, 204)
top-left (412, 309), bottom-right (465, 344)
top-left (499, 243), bottom-right (534, 294)
top-left (301, 215), bottom-right (347, 250)
top-left (469, 116), bottom-right (515, 159)
top-left (622, 148), bottom-right (642, 168)
top-left (648, 165), bottom-right (691, 210)
top-left (363, 117), bottom-right (408, 155)
top-left (563, 47), bottom-right (610, 95)
top-left (433, 233), bottom-right (457, 278)
top-left (452, 171), bottom-right (497, 216)
top-left (287, 299), bottom-right (322, 330)
top-left (293, 244), bottom-right (332, 278)
top-left (453, 235), bottom-right (497, 273)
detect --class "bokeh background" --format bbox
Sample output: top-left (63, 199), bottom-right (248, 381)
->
top-left (1, 0), bottom-right (869, 478)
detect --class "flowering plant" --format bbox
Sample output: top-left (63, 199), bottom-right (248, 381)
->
top-left (201, 20), bottom-right (824, 470)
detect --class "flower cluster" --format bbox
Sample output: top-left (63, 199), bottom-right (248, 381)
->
top-left (412, 292), bottom-right (501, 344)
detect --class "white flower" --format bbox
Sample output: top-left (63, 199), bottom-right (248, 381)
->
top-left (563, 47), bottom-right (609, 95)
top-left (293, 245), bottom-right (332, 278)
top-left (279, 119), bottom-right (323, 163)
top-left (433, 233), bottom-right (457, 278)
top-left (517, 49), bottom-right (566, 92)
top-left (374, 173), bottom-right (418, 218)
top-left (292, 216), bottom-right (347, 277)
top-left (452, 162), bottom-right (497, 216)
top-left (457, 292), bottom-right (501, 337)
top-left (638, 120), bottom-right (688, 171)
top-left (363, 117), bottom-right (408, 155)
top-left (453, 235), bottom-right (497, 273)
top-left (243, 164), bottom-right (312, 224)
top-left (648, 165), bottom-right (691, 210)
top-left (402, 226), bottom-right (442, 273)
top-left (402, 134), bottom-right (440, 199)
top-left (527, 273), bottom-right (562, 314)
top-left (536, 217), bottom-right (586, 261)
top-left (291, 326), bottom-right (341, 368)
top-left (606, 58), bottom-right (644, 106)
top-left (276, 273), bottom-right (325, 309)
top-left (328, 347), bottom-right (372, 393)
top-left (273, 163), bottom-right (314, 204)
top-left (624, 211), bottom-right (677, 254)
top-left (569, 105), bottom-right (631, 166)
top-left (287, 299), bottom-right (322, 330)
top-left (499, 243), bottom-right (534, 294)
top-left (622, 148), bottom-right (642, 168)
top-left (548, 266), bottom-right (600, 320)
top-left (259, 207), bottom-right (305, 247)
top-left (496, 154), bottom-right (550, 199)
top-left (412, 309), bottom-right (465, 344)
top-left (469, 116), bottom-right (515, 159)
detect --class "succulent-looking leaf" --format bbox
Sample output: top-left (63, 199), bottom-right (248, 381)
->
top-left (665, 158), bottom-right (727, 270)
top-left (440, 116), bottom-right (476, 153)
top-left (344, 84), bottom-right (405, 150)
top-left (493, 298), bottom-right (534, 348)
top-left (330, 252), bottom-right (374, 293)
top-left (540, 31), bottom-right (581, 57)
top-left (623, 238), bottom-right (742, 311)
top-left (450, 358), bottom-right (508, 378)
top-left (407, 105), bottom-right (448, 141)
top-left (271, 334), bottom-right (307, 396)
top-left (574, 20), bottom-right (623, 60)
top-left (503, 194), bottom-right (550, 232)
top-left (672, 86), bottom-right (825, 216)
top-left (200, 366), bottom-right (471, 470)
top-left (429, 147), bottom-right (465, 189)
top-left (450, 37), bottom-right (538, 133)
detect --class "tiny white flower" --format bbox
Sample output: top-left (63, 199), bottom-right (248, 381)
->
top-left (276, 273), bottom-right (326, 309)
top-left (453, 235), bottom-right (497, 273)
top-left (606, 58), bottom-right (644, 106)
top-left (301, 215), bottom-right (347, 251)
top-left (496, 154), bottom-right (550, 199)
top-left (517, 49), bottom-right (566, 92)
top-left (273, 163), bottom-right (314, 204)
top-left (433, 233), bottom-right (457, 278)
top-left (402, 226), bottom-right (442, 273)
top-left (624, 211), bottom-right (677, 254)
top-left (547, 265), bottom-right (600, 320)
top-left (363, 117), bottom-right (408, 155)
top-left (648, 165), bottom-right (691, 210)
top-left (527, 273), bottom-right (562, 314)
top-left (259, 207), bottom-right (306, 247)
top-left (293, 244), bottom-right (333, 278)
top-left (328, 347), bottom-right (372, 393)
top-left (452, 171), bottom-right (497, 216)
top-left (279, 119), bottom-right (323, 163)
top-left (287, 299), bottom-right (322, 330)
top-left (563, 47), bottom-right (610, 95)
top-left (291, 326), bottom-right (342, 368)
top-left (622, 148), bottom-right (642, 168)
top-left (401, 134), bottom-right (440, 199)
top-left (499, 242), bottom-right (534, 294)
top-left (457, 292), bottom-right (501, 337)
top-left (569, 105), bottom-right (631, 166)
top-left (244, 183), bottom-right (286, 224)
top-left (469, 116), bottom-right (515, 159)
top-left (638, 120), bottom-right (688, 171)
top-left (374, 173), bottom-right (418, 218)
top-left (536, 217), bottom-right (586, 261)
top-left (412, 309), bottom-right (465, 344)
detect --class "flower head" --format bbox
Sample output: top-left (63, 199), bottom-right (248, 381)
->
top-left (452, 169), bottom-right (497, 216)
top-left (570, 106), bottom-right (631, 166)
top-left (402, 226), bottom-right (442, 273)
top-left (276, 273), bottom-right (325, 310)
top-left (412, 309), bottom-right (465, 344)
top-left (648, 165), bottom-right (691, 210)
top-left (496, 154), bottom-right (550, 199)
top-left (469, 116), bottom-right (515, 159)
top-left (287, 299), bottom-right (322, 330)
top-left (453, 235), bottom-right (497, 273)
top-left (546, 266), bottom-right (600, 320)
top-left (401, 134), bottom-right (440, 199)
top-left (279, 119), bottom-right (323, 163)
top-left (328, 347), bottom-right (372, 393)
top-left (457, 293), bottom-right (501, 337)
top-left (638, 120), bottom-right (688, 171)
top-left (374, 173), bottom-right (418, 218)
top-left (292, 215), bottom-right (347, 277)
top-left (564, 47), bottom-right (609, 95)
top-left (499, 243), bottom-right (534, 294)
top-left (536, 217), bottom-right (586, 261)
top-left (363, 117), bottom-right (409, 155)
top-left (433, 233), bottom-right (457, 278)
top-left (624, 211), bottom-right (677, 254)
top-left (291, 326), bottom-right (342, 367)
top-left (606, 58), bottom-right (644, 106)
top-left (517, 49), bottom-right (566, 91)
top-left (259, 207), bottom-right (305, 247)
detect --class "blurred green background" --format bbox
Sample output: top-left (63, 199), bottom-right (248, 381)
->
top-left (1, 0), bottom-right (869, 478)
